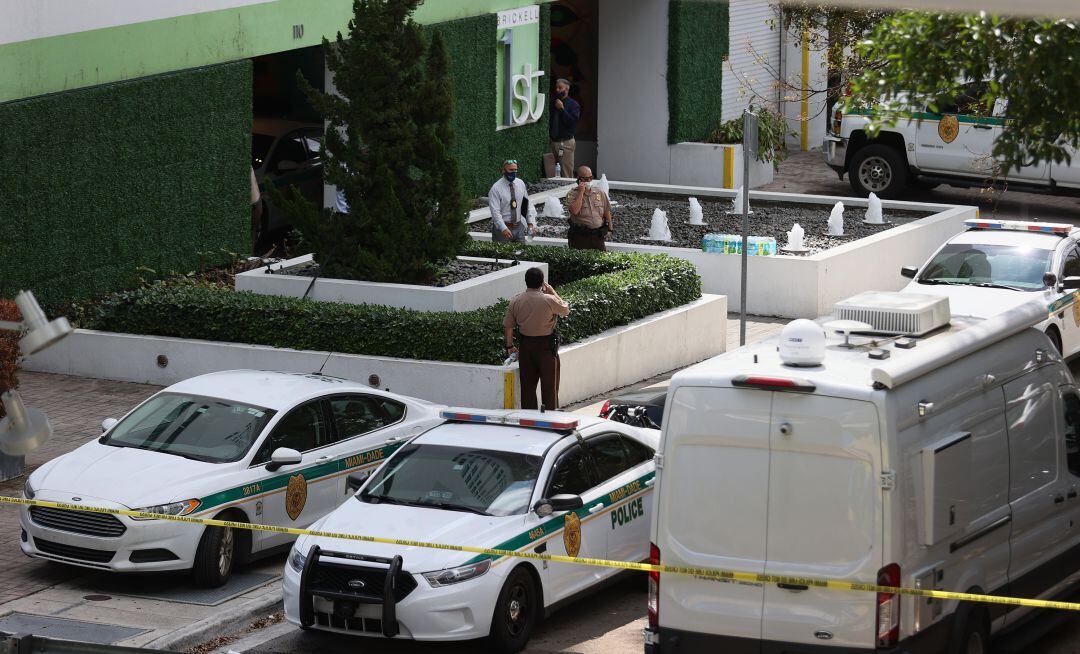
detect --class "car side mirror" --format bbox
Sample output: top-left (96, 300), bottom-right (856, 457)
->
top-left (901, 266), bottom-right (918, 279)
top-left (1062, 276), bottom-right (1080, 290)
top-left (266, 447), bottom-right (302, 471)
top-left (100, 418), bottom-right (118, 433)
top-left (533, 493), bottom-right (583, 517)
top-left (346, 470), bottom-right (371, 493)
top-left (275, 160), bottom-right (299, 173)
top-left (1044, 272), bottom-right (1058, 288)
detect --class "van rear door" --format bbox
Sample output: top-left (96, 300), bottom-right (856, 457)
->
top-left (761, 394), bottom-right (883, 649)
top-left (656, 386), bottom-right (772, 642)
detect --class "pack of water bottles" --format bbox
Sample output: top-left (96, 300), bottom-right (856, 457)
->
top-left (701, 234), bottom-right (777, 256)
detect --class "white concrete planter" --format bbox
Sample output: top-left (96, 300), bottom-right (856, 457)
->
top-left (470, 181), bottom-right (977, 319)
top-left (236, 255), bottom-right (546, 312)
top-left (670, 142), bottom-right (774, 189)
top-left (25, 296), bottom-right (727, 409)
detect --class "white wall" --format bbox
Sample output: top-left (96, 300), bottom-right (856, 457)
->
top-left (722, 0), bottom-right (781, 121)
top-left (782, 26), bottom-right (828, 150)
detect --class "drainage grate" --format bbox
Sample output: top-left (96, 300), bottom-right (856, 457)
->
top-left (0, 613), bottom-right (148, 644)
top-left (83, 571), bottom-right (279, 606)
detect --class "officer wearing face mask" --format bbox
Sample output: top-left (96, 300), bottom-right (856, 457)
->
top-left (549, 78), bottom-right (580, 176)
top-left (488, 159), bottom-right (537, 243)
top-left (566, 165), bottom-right (613, 251)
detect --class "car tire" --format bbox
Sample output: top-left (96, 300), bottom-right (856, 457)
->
top-left (849, 144), bottom-right (909, 199)
top-left (947, 603), bottom-right (990, 654)
top-left (193, 523), bottom-right (236, 588)
top-left (488, 567), bottom-right (539, 654)
top-left (1046, 326), bottom-right (1064, 355)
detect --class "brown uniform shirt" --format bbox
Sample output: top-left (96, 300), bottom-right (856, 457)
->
top-left (503, 289), bottom-right (570, 337)
top-left (566, 187), bottom-right (611, 229)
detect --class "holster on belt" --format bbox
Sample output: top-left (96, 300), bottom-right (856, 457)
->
top-left (568, 221), bottom-right (608, 238)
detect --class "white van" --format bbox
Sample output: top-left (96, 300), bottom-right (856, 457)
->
top-left (646, 291), bottom-right (1080, 654)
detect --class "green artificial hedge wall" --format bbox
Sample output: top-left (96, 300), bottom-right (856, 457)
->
top-left (667, 0), bottom-right (730, 144)
top-left (0, 62), bottom-right (251, 304)
top-left (432, 6), bottom-right (551, 198)
top-left (89, 244), bottom-right (701, 366)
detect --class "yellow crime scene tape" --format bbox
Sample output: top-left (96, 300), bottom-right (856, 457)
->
top-left (4, 494), bottom-right (1080, 613)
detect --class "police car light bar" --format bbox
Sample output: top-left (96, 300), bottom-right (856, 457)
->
top-left (439, 409), bottom-right (580, 431)
top-left (964, 218), bottom-right (1073, 235)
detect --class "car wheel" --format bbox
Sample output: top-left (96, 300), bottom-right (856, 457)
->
top-left (947, 604), bottom-right (989, 654)
top-left (488, 567), bottom-right (539, 654)
top-left (193, 524), bottom-right (236, 588)
top-left (1047, 326), bottom-right (1064, 355)
top-left (849, 144), bottom-right (909, 199)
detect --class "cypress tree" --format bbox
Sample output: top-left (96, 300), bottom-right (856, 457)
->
top-left (287, 0), bottom-right (468, 283)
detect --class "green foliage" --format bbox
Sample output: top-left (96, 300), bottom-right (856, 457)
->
top-left (852, 13), bottom-right (1080, 170)
top-left (292, 0), bottom-right (468, 285)
top-left (89, 248), bottom-right (701, 365)
top-left (705, 105), bottom-right (796, 169)
top-left (667, 0), bottom-right (730, 144)
top-left (435, 8), bottom-right (551, 196)
top-left (0, 62), bottom-right (251, 304)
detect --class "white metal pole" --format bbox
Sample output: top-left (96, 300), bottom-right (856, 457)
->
top-left (740, 110), bottom-right (757, 346)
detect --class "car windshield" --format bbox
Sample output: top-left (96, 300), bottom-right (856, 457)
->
top-left (102, 393), bottom-right (276, 463)
top-left (360, 443), bottom-right (543, 517)
top-left (917, 242), bottom-right (1053, 291)
top-left (252, 133), bottom-right (275, 170)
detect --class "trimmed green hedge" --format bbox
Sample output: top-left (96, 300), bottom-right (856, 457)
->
top-left (0, 62), bottom-right (251, 304)
top-left (89, 246), bottom-right (701, 365)
top-left (434, 7), bottom-right (551, 197)
top-left (667, 1), bottom-right (730, 144)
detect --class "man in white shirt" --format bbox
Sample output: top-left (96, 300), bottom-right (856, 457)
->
top-left (488, 159), bottom-right (537, 242)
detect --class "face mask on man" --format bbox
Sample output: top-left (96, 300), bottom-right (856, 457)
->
top-left (504, 171), bottom-right (517, 182)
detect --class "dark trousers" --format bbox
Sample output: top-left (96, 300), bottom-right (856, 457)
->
top-left (519, 334), bottom-right (560, 410)
top-left (568, 229), bottom-right (606, 251)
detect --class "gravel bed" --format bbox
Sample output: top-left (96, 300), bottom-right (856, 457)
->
top-left (473, 191), bottom-right (935, 255)
top-left (280, 258), bottom-right (500, 287)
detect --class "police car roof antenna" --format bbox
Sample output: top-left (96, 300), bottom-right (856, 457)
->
top-left (313, 351), bottom-right (333, 376)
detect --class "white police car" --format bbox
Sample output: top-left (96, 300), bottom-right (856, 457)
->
top-left (20, 371), bottom-right (442, 587)
top-left (282, 409), bottom-right (658, 653)
top-left (902, 218), bottom-right (1080, 357)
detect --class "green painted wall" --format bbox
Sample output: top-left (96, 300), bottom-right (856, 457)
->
top-left (667, 0), bottom-right (730, 144)
top-left (0, 0), bottom-right (555, 104)
top-left (0, 62), bottom-right (251, 304)
top-left (434, 5), bottom-right (551, 197)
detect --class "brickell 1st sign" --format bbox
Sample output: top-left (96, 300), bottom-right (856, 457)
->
top-left (496, 5), bottom-right (545, 128)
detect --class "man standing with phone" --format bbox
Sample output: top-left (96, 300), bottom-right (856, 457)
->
top-left (503, 268), bottom-right (570, 410)
top-left (488, 159), bottom-right (537, 242)
top-left (566, 165), bottom-right (612, 251)
top-left (549, 78), bottom-right (580, 176)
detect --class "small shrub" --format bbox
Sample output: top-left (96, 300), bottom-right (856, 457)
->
top-left (0, 300), bottom-right (21, 419)
top-left (705, 104), bottom-right (796, 170)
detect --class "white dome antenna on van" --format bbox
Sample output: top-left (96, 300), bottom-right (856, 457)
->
top-left (778, 319), bottom-right (827, 367)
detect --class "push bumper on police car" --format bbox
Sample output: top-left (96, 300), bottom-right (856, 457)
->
top-left (19, 491), bottom-right (203, 572)
top-left (823, 135), bottom-right (848, 176)
top-left (282, 545), bottom-right (503, 641)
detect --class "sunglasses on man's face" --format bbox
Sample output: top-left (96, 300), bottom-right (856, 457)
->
top-left (578, 176), bottom-right (593, 182)
top-left (503, 159), bottom-right (518, 166)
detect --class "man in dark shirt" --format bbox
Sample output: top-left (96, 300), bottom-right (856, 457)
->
top-left (549, 78), bottom-right (580, 177)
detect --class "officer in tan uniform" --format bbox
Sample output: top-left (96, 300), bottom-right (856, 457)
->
top-left (566, 165), bottom-right (613, 251)
top-left (503, 268), bottom-right (570, 410)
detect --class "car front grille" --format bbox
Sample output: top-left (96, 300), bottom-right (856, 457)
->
top-left (310, 560), bottom-right (417, 603)
top-left (30, 506), bottom-right (127, 538)
top-left (34, 538), bottom-right (115, 563)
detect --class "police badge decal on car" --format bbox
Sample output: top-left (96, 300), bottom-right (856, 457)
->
top-left (564, 512), bottom-right (582, 557)
top-left (938, 115), bottom-right (960, 144)
top-left (286, 474), bottom-right (308, 521)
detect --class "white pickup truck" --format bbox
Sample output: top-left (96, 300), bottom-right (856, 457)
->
top-left (823, 83), bottom-right (1080, 198)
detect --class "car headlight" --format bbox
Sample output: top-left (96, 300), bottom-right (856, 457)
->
top-left (289, 546), bottom-right (308, 573)
top-left (422, 559), bottom-right (491, 588)
top-left (131, 499), bottom-right (201, 521)
top-left (23, 478), bottom-right (35, 500)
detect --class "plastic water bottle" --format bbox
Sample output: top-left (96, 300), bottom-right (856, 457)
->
top-left (701, 234), bottom-right (711, 252)
top-left (554, 162), bottom-right (562, 178)
top-left (504, 351), bottom-right (519, 366)
top-left (767, 237), bottom-right (777, 256)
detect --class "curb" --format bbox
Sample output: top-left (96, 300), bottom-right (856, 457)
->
top-left (141, 584), bottom-right (282, 652)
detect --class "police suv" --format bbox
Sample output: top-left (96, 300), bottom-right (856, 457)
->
top-left (20, 371), bottom-right (442, 587)
top-left (283, 408), bottom-right (657, 653)
top-left (901, 218), bottom-right (1080, 358)
top-left (824, 82), bottom-right (1080, 198)
top-left (647, 292), bottom-right (1080, 653)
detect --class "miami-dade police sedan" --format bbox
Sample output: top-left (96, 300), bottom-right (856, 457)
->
top-left (283, 409), bottom-right (658, 653)
top-left (902, 218), bottom-right (1080, 357)
top-left (20, 371), bottom-right (442, 587)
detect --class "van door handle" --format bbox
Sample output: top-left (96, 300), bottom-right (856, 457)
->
top-left (645, 479), bottom-right (655, 487)
top-left (316, 455), bottom-right (330, 463)
top-left (1055, 495), bottom-right (1066, 504)
top-left (588, 503), bottom-right (605, 514)
top-left (778, 583), bottom-right (808, 591)
top-left (973, 124), bottom-right (992, 130)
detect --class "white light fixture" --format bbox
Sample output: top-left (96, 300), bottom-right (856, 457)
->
top-left (0, 290), bottom-right (72, 455)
